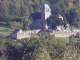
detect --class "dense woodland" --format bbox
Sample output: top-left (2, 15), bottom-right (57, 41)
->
top-left (0, 0), bottom-right (80, 60)
top-left (0, 34), bottom-right (80, 60)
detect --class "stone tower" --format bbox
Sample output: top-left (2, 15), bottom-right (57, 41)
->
top-left (41, 4), bottom-right (51, 30)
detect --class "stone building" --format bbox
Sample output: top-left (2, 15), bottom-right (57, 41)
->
top-left (29, 4), bottom-right (51, 30)
top-left (9, 4), bottom-right (51, 39)
top-left (9, 4), bottom-right (77, 39)
top-left (54, 25), bottom-right (65, 31)
top-left (58, 14), bottom-right (63, 21)
top-left (10, 29), bottom-right (24, 39)
top-left (10, 29), bottom-right (41, 39)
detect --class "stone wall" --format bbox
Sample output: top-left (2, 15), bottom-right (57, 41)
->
top-left (17, 29), bottom-right (41, 39)
top-left (54, 34), bottom-right (72, 37)
top-left (50, 31), bottom-right (75, 37)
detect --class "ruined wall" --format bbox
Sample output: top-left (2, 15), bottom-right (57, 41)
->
top-left (16, 29), bottom-right (41, 39)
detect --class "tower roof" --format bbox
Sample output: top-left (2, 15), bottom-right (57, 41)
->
top-left (42, 4), bottom-right (50, 9)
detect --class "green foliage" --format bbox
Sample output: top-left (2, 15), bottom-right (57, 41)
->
top-left (47, 15), bottom-right (63, 29)
top-left (22, 17), bottom-right (31, 30)
top-left (0, 35), bottom-right (80, 60)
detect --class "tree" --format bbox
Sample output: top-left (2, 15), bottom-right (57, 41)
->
top-left (32, 47), bottom-right (51, 60)
top-left (0, 1), bottom-right (9, 17)
top-left (47, 15), bottom-right (63, 29)
top-left (63, 16), bottom-right (68, 29)
top-left (20, 6), bottom-right (29, 17)
top-left (22, 17), bottom-right (31, 30)
top-left (9, 21), bottom-right (21, 29)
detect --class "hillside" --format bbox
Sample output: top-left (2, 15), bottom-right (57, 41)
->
top-left (0, 0), bottom-right (80, 60)
top-left (0, 35), bottom-right (80, 60)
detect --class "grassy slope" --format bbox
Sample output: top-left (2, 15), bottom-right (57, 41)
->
top-left (0, 26), bottom-right (13, 36)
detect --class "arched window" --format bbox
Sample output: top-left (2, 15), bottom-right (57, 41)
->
top-left (46, 9), bottom-right (49, 12)
top-left (47, 9), bottom-right (49, 12)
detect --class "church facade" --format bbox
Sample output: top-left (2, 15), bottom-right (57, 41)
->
top-left (29, 4), bottom-right (51, 30)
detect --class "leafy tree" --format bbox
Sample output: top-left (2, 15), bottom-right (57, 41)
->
top-left (9, 21), bottom-right (21, 30)
top-left (0, 1), bottom-right (8, 17)
top-left (47, 15), bottom-right (63, 29)
top-left (20, 6), bottom-right (29, 17)
top-left (22, 17), bottom-right (31, 30)
top-left (32, 47), bottom-right (51, 60)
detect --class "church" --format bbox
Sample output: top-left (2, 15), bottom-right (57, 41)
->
top-left (29, 4), bottom-right (51, 30)
top-left (9, 4), bottom-right (80, 39)
top-left (9, 4), bottom-right (52, 39)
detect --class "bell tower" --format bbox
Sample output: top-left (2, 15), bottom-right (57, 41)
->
top-left (41, 4), bottom-right (51, 30)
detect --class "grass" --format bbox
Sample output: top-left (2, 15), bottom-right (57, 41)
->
top-left (0, 26), bottom-right (13, 36)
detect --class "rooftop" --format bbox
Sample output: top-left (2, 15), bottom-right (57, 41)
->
top-left (29, 12), bottom-right (41, 20)
top-left (42, 4), bottom-right (50, 9)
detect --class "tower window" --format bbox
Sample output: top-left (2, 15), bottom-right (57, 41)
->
top-left (46, 9), bottom-right (49, 12)
top-left (48, 9), bottom-right (49, 12)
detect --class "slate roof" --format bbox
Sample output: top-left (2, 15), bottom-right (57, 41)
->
top-left (12, 29), bottom-right (21, 33)
top-left (29, 12), bottom-right (41, 21)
